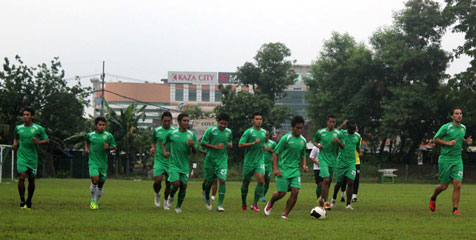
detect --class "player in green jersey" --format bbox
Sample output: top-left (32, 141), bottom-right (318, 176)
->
top-left (264, 116), bottom-right (308, 219)
top-left (200, 113), bottom-right (232, 212)
top-left (312, 114), bottom-right (344, 211)
top-left (85, 116), bottom-right (117, 210)
top-left (12, 107), bottom-right (49, 209)
top-left (430, 108), bottom-right (473, 215)
top-left (261, 130), bottom-right (276, 202)
top-left (163, 113), bottom-right (198, 213)
top-left (150, 111), bottom-right (176, 209)
top-left (331, 120), bottom-right (360, 210)
top-left (238, 112), bottom-right (267, 212)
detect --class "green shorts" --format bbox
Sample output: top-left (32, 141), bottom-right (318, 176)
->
top-left (243, 161), bottom-right (266, 181)
top-left (153, 160), bottom-right (169, 177)
top-left (17, 161), bottom-right (37, 178)
top-left (204, 166), bottom-right (228, 181)
top-left (168, 170), bottom-right (189, 184)
top-left (264, 164), bottom-right (273, 180)
top-left (89, 167), bottom-right (107, 182)
top-left (336, 165), bottom-right (356, 182)
top-left (319, 163), bottom-right (334, 180)
top-left (438, 160), bottom-right (463, 184)
top-left (275, 175), bottom-right (301, 192)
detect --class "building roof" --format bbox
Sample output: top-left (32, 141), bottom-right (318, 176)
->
top-left (105, 82), bottom-right (170, 103)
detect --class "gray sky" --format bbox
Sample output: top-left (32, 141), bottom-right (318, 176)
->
top-left (1, 0), bottom-right (471, 87)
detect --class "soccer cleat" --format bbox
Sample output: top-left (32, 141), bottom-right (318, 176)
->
top-left (163, 201), bottom-right (170, 211)
top-left (241, 205), bottom-right (247, 211)
top-left (25, 201), bottom-right (32, 210)
top-left (90, 201), bottom-right (98, 210)
top-left (154, 194), bottom-right (161, 207)
top-left (453, 209), bottom-right (461, 216)
top-left (345, 204), bottom-right (354, 210)
top-left (20, 201), bottom-right (26, 209)
top-left (352, 198), bottom-right (357, 203)
top-left (175, 208), bottom-right (182, 213)
top-left (205, 200), bottom-right (212, 210)
top-left (211, 196), bottom-right (215, 201)
top-left (261, 197), bottom-right (266, 202)
top-left (331, 198), bottom-right (336, 208)
top-left (252, 204), bottom-right (260, 212)
top-left (167, 197), bottom-right (174, 209)
top-left (217, 206), bottom-right (225, 212)
top-left (264, 202), bottom-right (272, 216)
top-left (281, 213), bottom-right (288, 219)
top-left (429, 199), bottom-right (436, 212)
top-left (324, 202), bottom-right (332, 211)
top-left (318, 197), bottom-right (324, 208)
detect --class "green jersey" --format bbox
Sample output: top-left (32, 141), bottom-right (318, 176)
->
top-left (14, 123), bottom-right (48, 164)
top-left (264, 139), bottom-right (277, 167)
top-left (201, 126), bottom-right (232, 165)
top-left (337, 130), bottom-right (361, 167)
top-left (152, 126), bottom-right (177, 166)
top-left (434, 122), bottom-right (466, 162)
top-left (274, 133), bottom-right (307, 178)
top-left (312, 128), bottom-right (343, 167)
top-left (239, 127), bottom-right (266, 166)
top-left (85, 131), bottom-right (117, 169)
top-left (164, 129), bottom-right (198, 174)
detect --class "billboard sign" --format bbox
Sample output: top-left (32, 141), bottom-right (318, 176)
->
top-left (168, 71), bottom-right (218, 84)
top-left (218, 72), bottom-right (240, 84)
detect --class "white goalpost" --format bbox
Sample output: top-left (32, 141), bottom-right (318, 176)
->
top-left (0, 144), bottom-right (15, 183)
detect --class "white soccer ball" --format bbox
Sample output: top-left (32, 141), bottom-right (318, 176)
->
top-left (310, 206), bottom-right (326, 219)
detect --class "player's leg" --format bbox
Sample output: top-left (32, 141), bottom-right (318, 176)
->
top-left (241, 167), bottom-right (254, 210)
top-left (211, 178), bottom-right (218, 200)
top-left (175, 174), bottom-right (188, 212)
top-left (167, 171), bottom-right (181, 208)
top-left (452, 179), bottom-right (462, 215)
top-left (262, 165), bottom-right (272, 201)
top-left (18, 171), bottom-right (27, 208)
top-left (153, 175), bottom-right (163, 207)
top-left (96, 169), bottom-right (107, 203)
top-left (352, 164), bottom-right (360, 202)
top-left (283, 187), bottom-right (299, 218)
top-left (264, 175), bottom-right (288, 216)
top-left (331, 181), bottom-right (342, 207)
top-left (252, 171), bottom-right (265, 211)
top-left (345, 177), bottom-right (355, 209)
top-left (216, 166), bottom-right (227, 211)
top-left (319, 164), bottom-right (332, 209)
top-left (340, 180), bottom-right (346, 202)
top-left (163, 174), bottom-right (171, 207)
top-left (314, 170), bottom-right (322, 201)
top-left (430, 162), bottom-right (450, 212)
top-left (90, 175), bottom-right (100, 209)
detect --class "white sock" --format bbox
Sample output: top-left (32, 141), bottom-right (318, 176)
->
top-left (156, 192), bottom-right (160, 198)
top-left (352, 194), bottom-right (357, 199)
top-left (97, 187), bottom-right (103, 202)
top-left (341, 191), bottom-right (345, 198)
top-left (90, 184), bottom-right (98, 201)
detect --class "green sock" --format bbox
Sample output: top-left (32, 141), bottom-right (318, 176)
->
top-left (176, 188), bottom-right (186, 208)
top-left (263, 183), bottom-right (270, 198)
top-left (253, 184), bottom-right (264, 205)
top-left (316, 186), bottom-right (322, 200)
top-left (170, 185), bottom-right (177, 198)
top-left (218, 182), bottom-right (226, 206)
top-left (241, 184), bottom-right (249, 206)
top-left (204, 181), bottom-right (212, 201)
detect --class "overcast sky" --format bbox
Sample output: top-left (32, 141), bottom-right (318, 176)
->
top-left (1, 0), bottom-right (471, 87)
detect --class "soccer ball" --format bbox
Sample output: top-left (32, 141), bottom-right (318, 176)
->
top-left (310, 206), bottom-right (326, 219)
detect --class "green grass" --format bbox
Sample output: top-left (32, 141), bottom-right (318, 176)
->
top-left (1, 179), bottom-right (476, 239)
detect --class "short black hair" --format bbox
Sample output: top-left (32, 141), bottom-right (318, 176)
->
top-left (291, 115), bottom-right (305, 127)
top-left (347, 119), bottom-right (357, 129)
top-left (95, 116), bottom-right (107, 125)
top-left (23, 107), bottom-right (35, 116)
top-left (252, 112), bottom-right (262, 119)
top-left (327, 114), bottom-right (336, 120)
top-left (450, 107), bottom-right (462, 116)
top-left (177, 113), bottom-right (189, 122)
top-left (161, 111), bottom-right (172, 120)
top-left (217, 113), bottom-right (230, 122)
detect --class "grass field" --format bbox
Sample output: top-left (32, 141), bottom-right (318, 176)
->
top-left (1, 179), bottom-right (476, 239)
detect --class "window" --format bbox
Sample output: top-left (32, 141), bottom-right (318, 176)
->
top-left (215, 90), bottom-right (222, 102)
top-left (202, 90), bottom-right (210, 102)
top-left (189, 90), bottom-right (197, 102)
top-left (175, 89), bottom-right (183, 101)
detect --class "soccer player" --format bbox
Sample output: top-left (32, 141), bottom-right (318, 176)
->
top-left (309, 145), bottom-right (322, 202)
top-left (264, 116), bottom-right (308, 219)
top-left (262, 131), bottom-right (276, 202)
top-left (239, 112), bottom-right (267, 211)
top-left (163, 113), bottom-right (197, 213)
top-left (430, 108), bottom-right (473, 215)
top-left (200, 113), bottom-right (232, 212)
top-left (312, 114), bottom-right (344, 210)
top-left (85, 116), bottom-right (117, 210)
top-left (151, 111), bottom-right (176, 209)
top-left (331, 120), bottom-right (360, 210)
top-left (12, 107), bottom-right (49, 209)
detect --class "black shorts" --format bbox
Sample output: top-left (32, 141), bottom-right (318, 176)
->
top-left (314, 170), bottom-right (323, 184)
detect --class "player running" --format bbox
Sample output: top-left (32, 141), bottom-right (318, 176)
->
top-left (430, 108), bottom-right (473, 215)
top-left (331, 120), bottom-right (360, 210)
top-left (309, 145), bottom-right (322, 202)
top-left (238, 112), bottom-right (267, 212)
top-left (151, 111), bottom-right (176, 209)
top-left (264, 116), bottom-right (308, 219)
top-left (261, 131), bottom-right (276, 202)
top-left (200, 113), bottom-right (232, 212)
top-left (85, 116), bottom-right (117, 210)
top-left (312, 114), bottom-right (344, 211)
top-left (12, 107), bottom-right (49, 210)
top-left (163, 113), bottom-right (198, 213)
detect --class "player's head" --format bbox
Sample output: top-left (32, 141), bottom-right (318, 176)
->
top-left (326, 114), bottom-right (337, 130)
top-left (450, 107), bottom-right (462, 123)
top-left (177, 113), bottom-right (190, 130)
top-left (94, 116), bottom-right (107, 133)
top-left (216, 113), bottom-right (230, 131)
top-left (22, 107), bottom-right (35, 123)
top-left (251, 112), bottom-right (263, 128)
top-left (291, 115), bottom-right (305, 137)
top-left (161, 111), bottom-right (172, 129)
top-left (347, 119), bottom-right (357, 134)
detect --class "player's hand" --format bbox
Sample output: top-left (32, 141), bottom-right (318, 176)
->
top-left (216, 143), bottom-right (224, 149)
top-left (342, 119), bottom-right (348, 125)
top-left (32, 137), bottom-right (39, 144)
top-left (273, 168), bottom-right (282, 177)
top-left (467, 136), bottom-right (473, 145)
top-left (163, 152), bottom-right (170, 158)
top-left (448, 140), bottom-right (457, 146)
top-left (187, 140), bottom-right (195, 147)
top-left (332, 137), bottom-right (341, 143)
top-left (303, 165), bottom-right (308, 173)
top-left (85, 148), bottom-right (90, 154)
top-left (226, 142), bottom-right (233, 148)
top-left (104, 143), bottom-right (109, 150)
top-left (12, 144), bottom-right (18, 151)
top-left (254, 138), bottom-right (260, 144)
top-left (317, 143), bottom-right (323, 150)
top-left (150, 147), bottom-right (156, 155)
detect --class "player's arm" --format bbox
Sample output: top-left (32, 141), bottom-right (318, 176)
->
top-left (433, 125), bottom-right (455, 146)
top-left (434, 138), bottom-right (456, 146)
top-left (33, 127), bottom-right (49, 144)
top-left (85, 144), bottom-right (90, 154)
top-left (188, 133), bottom-right (198, 153)
top-left (272, 152), bottom-right (282, 177)
top-left (333, 131), bottom-right (345, 149)
top-left (238, 130), bottom-right (258, 148)
top-left (464, 136), bottom-right (473, 145)
top-left (12, 138), bottom-right (19, 151)
top-left (301, 157), bottom-right (308, 172)
top-left (312, 132), bottom-right (323, 150)
top-left (337, 119), bottom-right (348, 130)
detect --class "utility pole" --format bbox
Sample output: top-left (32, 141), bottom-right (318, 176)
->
top-left (101, 61), bottom-right (105, 116)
